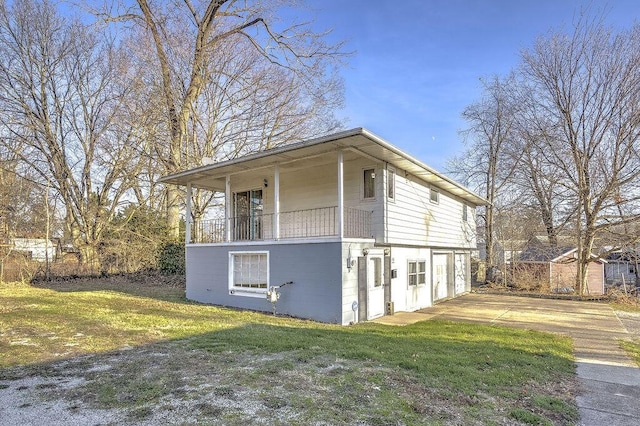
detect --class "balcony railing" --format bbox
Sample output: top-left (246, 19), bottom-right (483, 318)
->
top-left (191, 206), bottom-right (372, 243)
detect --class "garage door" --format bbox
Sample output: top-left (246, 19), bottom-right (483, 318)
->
top-left (454, 253), bottom-right (468, 295)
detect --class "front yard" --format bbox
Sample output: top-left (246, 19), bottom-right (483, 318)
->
top-left (0, 278), bottom-right (578, 425)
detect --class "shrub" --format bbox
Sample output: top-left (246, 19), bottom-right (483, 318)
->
top-left (158, 242), bottom-right (185, 275)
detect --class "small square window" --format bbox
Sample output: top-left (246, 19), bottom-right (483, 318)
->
top-left (364, 169), bottom-right (375, 199)
top-left (430, 188), bottom-right (439, 204)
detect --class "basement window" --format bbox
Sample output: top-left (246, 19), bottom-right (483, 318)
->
top-left (229, 251), bottom-right (269, 297)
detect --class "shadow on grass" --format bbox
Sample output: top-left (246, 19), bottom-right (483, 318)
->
top-left (29, 273), bottom-right (187, 303)
top-left (0, 319), bottom-right (579, 425)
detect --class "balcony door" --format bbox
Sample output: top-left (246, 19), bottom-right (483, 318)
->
top-left (234, 189), bottom-right (263, 240)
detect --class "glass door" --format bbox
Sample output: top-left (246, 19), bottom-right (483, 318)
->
top-left (233, 189), bottom-right (263, 240)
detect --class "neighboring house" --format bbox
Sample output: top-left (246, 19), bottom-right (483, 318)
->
top-left (516, 246), bottom-right (606, 295)
top-left (604, 251), bottom-right (639, 287)
top-left (161, 128), bottom-right (486, 325)
top-left (11, 238), bottom-right (60, 262)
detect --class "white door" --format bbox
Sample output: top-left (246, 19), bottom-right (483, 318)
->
top-left (454, 254), bottom-right (467, 295)
top-left (433, 253), bottom-right (449, 301)
top-left (367, 256), bottom-right (385, 319)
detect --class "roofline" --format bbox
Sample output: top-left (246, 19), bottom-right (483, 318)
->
top-left (158, 128), bottom-right (365, 184)
top-left (356, 128), bottom-right (488, 205)
top-left (159, 127), bottom-right (488, 205)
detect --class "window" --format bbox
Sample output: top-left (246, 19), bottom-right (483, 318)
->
top-left (462, 204), bottom-right (468, 222)
top-left (430, 187), bottom-right (439, 204)
top-left (371, 257), bottom-right (382, 287)
top-left (408, 260), bottom-right (426, 286)
top-left (387, 168), bottom-right (395, 200)
top-left (363, 169), bottom-right (375, 199)
top-left (229, 252), bottom-right (268, 297)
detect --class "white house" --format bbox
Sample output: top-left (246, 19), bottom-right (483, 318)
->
top-left (11, 238), bottom-right (59, 262)
top-left (161, 128), bottom-right (486, 325)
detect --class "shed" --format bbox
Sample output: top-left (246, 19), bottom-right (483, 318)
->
top-left (516, 246), bottom-right (606, 295)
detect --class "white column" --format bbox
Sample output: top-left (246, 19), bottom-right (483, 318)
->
top-left (337, 151), bottom-right (344, 238)
top-left (225, 175), bottom-right (232, 242)
top-left (185, 182), bottom-right (192, 244)
top-left (274, 164), bottom-right (280, 240)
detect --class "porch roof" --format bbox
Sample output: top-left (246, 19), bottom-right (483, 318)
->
top-left (160, 127), bottom-right (488, 206)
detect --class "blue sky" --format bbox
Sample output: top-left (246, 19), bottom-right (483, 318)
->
top-left (307, 0), bottom-right (640, 171)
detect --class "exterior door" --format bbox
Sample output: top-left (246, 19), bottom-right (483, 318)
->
top-left (367, 256), bottom-right (385, 319)
top-left (233, 189), bottom-right (263, 240)
top-left (433, 253), bottom-right (449, 301)
top-left (454, 253), bottom-right (468, 295)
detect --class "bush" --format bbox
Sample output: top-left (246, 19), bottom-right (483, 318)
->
top-left (158, 242), bottom-right (185, 275)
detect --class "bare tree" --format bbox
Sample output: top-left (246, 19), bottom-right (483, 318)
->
top-left (519, 16), bottom-right (640, 294)
top-left (93, 0), bottom-right (346, 238)
top-left (454, 75), bottom-right (521, 270)
top-left (0, 0), bottom-right (139, 266)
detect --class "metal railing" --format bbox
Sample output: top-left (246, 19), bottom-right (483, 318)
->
top-left (191, 206), bottom-right (372, 243)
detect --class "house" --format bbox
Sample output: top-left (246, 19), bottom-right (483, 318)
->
top-left (10, 238), bottom-right (60, 262)
top-left (160, 128), bottom-right (486, 324)
top-left (604, 251), bottom-right (639, 287)
top-left (515, 245), bottom-right (606, 295)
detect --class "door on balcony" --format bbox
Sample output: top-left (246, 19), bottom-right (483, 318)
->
top-left (233, 189), bottom-right (263, 240)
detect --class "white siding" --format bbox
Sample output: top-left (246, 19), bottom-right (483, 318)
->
top-left (341, 241), bottom-right (374, 325)
top-left (388, 247), bottom-right (432, 312)
top-left (386, 172), bottom-right (476, 249)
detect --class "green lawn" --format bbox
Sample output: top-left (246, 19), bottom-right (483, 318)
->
top-left (0, 279), bottom-right (579, 425)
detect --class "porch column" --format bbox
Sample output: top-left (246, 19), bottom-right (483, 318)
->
top-left (337, 150), bottom-right (344, 238)
top-left (274, 164), bottom-right (280, 240)
top-left (185, 182), bottom-right (192, 244)
top-left (225, 175), bottom-right (232, 242)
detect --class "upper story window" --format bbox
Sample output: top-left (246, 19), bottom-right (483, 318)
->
top-left (387, 168), bottom-right (395, 200)
top-left (462, 204), bottom-right (468, 222)
top-left (363, 169), bottom-right (375, 199)
top-left (430, 187), bottom-right (439, 204)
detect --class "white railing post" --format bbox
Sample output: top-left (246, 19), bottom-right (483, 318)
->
top-left (225, 175), bottom-right (232, 242)
top-left (274, 164), bottom-right (280, 240)
top-left (337, 151), bottom-right (344, 238)
top-left (185, 182), bottom-right (192, 244)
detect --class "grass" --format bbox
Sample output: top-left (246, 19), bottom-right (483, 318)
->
top-left (611, 301), bottom-right (640, 366)
top-left (610, 301), bottom-right (640, 314)
top-left (0, 278), bottom-right (579, 425)
top-left (621, 341), bottom-right (640, 365)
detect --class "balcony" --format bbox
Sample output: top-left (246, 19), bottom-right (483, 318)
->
top-left (191, 206), bottom-right (372, 244)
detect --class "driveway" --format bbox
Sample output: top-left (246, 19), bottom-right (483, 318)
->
top-left (376, 293), bottom-right (640, 425)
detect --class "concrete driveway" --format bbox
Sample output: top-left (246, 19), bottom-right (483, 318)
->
top-left (375, 293), bottom-right (640, 426)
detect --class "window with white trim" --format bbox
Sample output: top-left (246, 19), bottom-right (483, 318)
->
top-left (363, 169), bottom-right (375, 199)
top-left (408, 260), bottom-right (426, 286)
top-left (462, 204), bottom-right (468, 222)
top-left (430, 188), bottom-right (439, 204)
top-left (387, 168), bottom-right (395, 200)
top-left (229, 251), bottom-right (269, 297)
